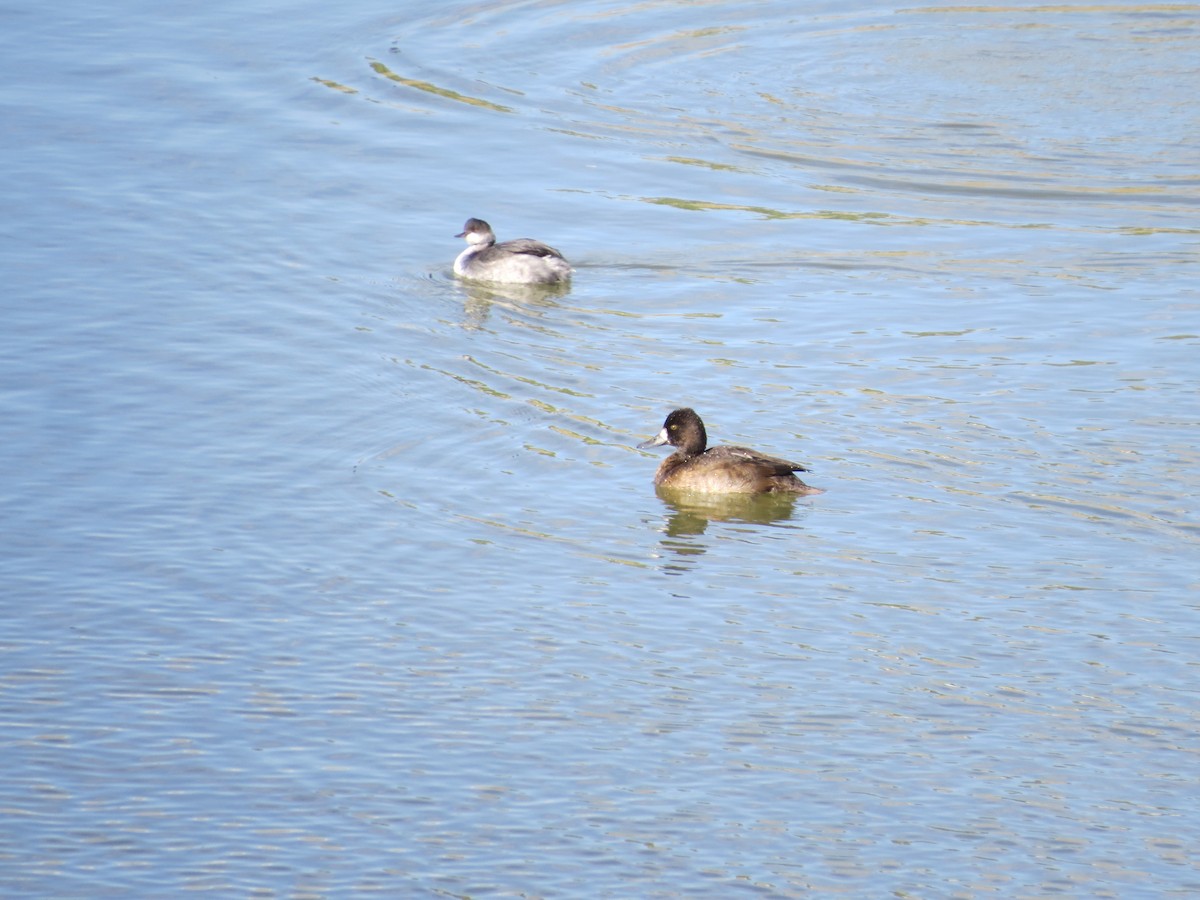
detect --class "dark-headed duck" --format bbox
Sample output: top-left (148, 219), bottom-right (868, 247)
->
top-left (638, 407), bottom-right (822, 495)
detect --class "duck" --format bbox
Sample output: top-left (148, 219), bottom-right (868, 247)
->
top-left (453, 218), bottom-right (572, 285)
top-left (638, 408), bottom-right (822, 495)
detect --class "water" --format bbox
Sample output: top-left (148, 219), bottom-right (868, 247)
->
top-left (2, 0), bottom-right (1198, 895)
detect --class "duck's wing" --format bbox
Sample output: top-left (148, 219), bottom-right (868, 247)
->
top-left (708, 444), bottom-right (809, 474)
top-left (495, 238), bottom-right (567, 260)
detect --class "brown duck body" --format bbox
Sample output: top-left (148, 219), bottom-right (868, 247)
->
top-left (639, 408), bottom-right (822, 495)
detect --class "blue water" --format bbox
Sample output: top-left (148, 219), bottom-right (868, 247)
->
top-left (2, 0), bottom-right (1199, 896)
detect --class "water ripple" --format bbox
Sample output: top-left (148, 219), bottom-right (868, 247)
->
top-left (344, 0), bottom-right (1200, 231)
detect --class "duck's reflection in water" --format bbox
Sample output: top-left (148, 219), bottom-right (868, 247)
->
top-left (650, 487), bottom-right (809, 573)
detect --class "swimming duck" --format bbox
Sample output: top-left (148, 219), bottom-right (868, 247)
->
top-left (453, 217), bottom-right (572, 285)
top-left (638, 408), bottom-right (822, 495)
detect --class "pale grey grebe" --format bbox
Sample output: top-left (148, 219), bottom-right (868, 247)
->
top-left (453, 218), bottom-right (572, 285)
top-left (638, 408), bottom-right (823, 495)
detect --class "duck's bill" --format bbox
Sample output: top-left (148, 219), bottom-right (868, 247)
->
top-left (637, 428), bottom-right (669, 450)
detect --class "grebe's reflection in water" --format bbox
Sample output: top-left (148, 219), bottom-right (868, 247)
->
top-left (457, 279), bottom-right (572, 329)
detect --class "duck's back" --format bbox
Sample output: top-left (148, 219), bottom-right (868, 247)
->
top-left (656, 444), bottom-right (820, 494)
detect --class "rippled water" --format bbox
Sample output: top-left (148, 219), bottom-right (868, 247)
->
top-left (2, 0), bottom-right (1199, 895)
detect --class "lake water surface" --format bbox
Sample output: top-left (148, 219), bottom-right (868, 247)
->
top-left (2, 0), bottom-right (1199, 896)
